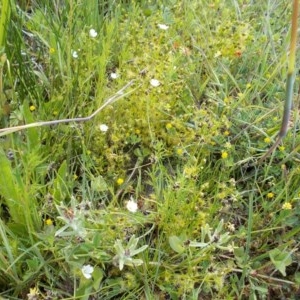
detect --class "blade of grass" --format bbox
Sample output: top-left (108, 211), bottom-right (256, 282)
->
top-left (0, 0), bottom-right (11, 48)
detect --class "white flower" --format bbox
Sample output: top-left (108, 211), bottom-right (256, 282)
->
top-left (99, 124), bottom-right (109, 132)
top-left (72, 50), bottom-right (78, 59)
top-left (126, 197), bottom-right (138, 213)
top-left (81, 264), bottom-right (94, 279)
top-left (158, 24), bottom-right (169, 30)
top-left (89, 28), bottom-right (98, 38)
top-left (110, 72), bottom-right (119, 79)
top-left (150, 79), bottom-right (160, 87)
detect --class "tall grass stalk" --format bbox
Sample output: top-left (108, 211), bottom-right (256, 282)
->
top-left (0, 0), bottom-right (11, 112)
top-left (0, 0), bottom-right (11, 48)
top-left (258, 0), bottom-right (298, 163)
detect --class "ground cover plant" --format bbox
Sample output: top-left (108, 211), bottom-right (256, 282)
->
top-left (0, 0), bottom-right (300, 299)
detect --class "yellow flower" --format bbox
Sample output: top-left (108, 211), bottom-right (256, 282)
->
top-left (176, 148), bottom-right (184, 156)
top-left (279, 146), bottom-right (285, 152)
top-left (267, 192), bottom-right (274, 199)
top-left (166, 123), bottom-right (172, 130)
top-left (282, 202), bottom-right (292, 210)
top-left (116, 178), bottom-right (124, 185)
top-left (224, 97), bottom-right (231, 104)
top-left (224, 130), bottom-right (230, 136)
top-left (264, 137), bottom-right (271, 144)
top-left (246, 83), bottom-right (252, 89)
top-left (224, 142), bottom-right (232, 149)
top-left (45, 218), bottom-right (53, 226)
top-left (214, 50), bottom-right (222, 57)
top-left (29, 105), bottom-right (36, 112)
top-left (27, 287), bottom-right (39, 299)
top-left (221, 151), bottom-right (228, 159)
top-left (49, 47), bottom-right (55, 54)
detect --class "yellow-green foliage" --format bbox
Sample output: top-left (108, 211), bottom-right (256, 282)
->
top-left (86, 8), bottom-right (240, 178)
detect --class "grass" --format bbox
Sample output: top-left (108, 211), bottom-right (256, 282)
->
top-left (0, 0), bottom-right (300, 299)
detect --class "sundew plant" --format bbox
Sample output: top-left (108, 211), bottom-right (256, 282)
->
top-left (0, 0), bottom-right (300, 299)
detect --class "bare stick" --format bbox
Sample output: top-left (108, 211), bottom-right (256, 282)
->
top-left (0, 80), bottom-right (135, 137)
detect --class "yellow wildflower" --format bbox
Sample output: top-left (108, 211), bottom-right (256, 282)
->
top-left (264, 137), bottom-right (271, 144)
top-left (176, 148), bottom-right (184, 156)
top-left (214, 50), bottom-right (222, 57)
top-left (224, 97), bottom-right (231, 104)
top-left (116, 178), bottom-right (124, 185)
top-left (282, 202), bottom-right (292, 210)
top-left (29, 105), bottom-right (36, 112)
top-left (267, 192), bottom-right (274, 199)
top-left (225, 142), bottom-right (232, 149)
top-left (45, 218), bottom-right (53, 226)
top-left (166, 123), bottom-right (172, 130)
top-left (49, 47), bottom-right (55, 54)
top-left (221, 151), bottom-right (228, 159)
top-left (27, 287), bottom-right (39, 300)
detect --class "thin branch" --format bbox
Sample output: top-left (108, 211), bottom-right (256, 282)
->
top-left (0, 80), bottom-right (135, 137)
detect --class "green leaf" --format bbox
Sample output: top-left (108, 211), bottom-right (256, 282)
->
top-left (52, 160), bottom-right (68, 202)
top-left (0, 150), bottom-right (25, 224)
top-left (295, 272), bottom-right (300, 284)
top-left (269, 248), bottom-right (292, 276)
top-left (92, 267), bottom-right (104, 290)
top-left (26, 257), bottom-right (39, 270)
top-left (169, 236), bottom-right (185, 254)
top-left (91, 175), bottom-right (108, 192)
top-left (189, 241), bottom-right (208, 248)
top-left (131, 244), bottom-right (148, 256)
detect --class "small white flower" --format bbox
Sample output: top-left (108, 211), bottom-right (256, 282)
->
top-left (89, 28), bottom-right (98, 38)
top-left (72, 50), bottom-right (78, 59)
top-left (110, 72), bottom-right (119, 79)
top-left (150, 79), bottom-right (160, 87)
top-left (158, 24), bottom-right (169, 30)
top-left (99, 124), bottom-right (109, 132)
top-left (81, 264), bottom-right (94, 279)
top-left (126, 197), bottom-right (138, 213)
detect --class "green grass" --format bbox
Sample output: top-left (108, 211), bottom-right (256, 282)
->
top-left (0, 0), bottom-right (300, 299)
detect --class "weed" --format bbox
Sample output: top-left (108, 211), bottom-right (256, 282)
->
top-left (0, 1), bottom-right (299, 299)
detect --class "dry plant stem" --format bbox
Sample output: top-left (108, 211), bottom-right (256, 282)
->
top-left (257, 0), bottom-right (298, 164)
top-left (229, 268), bottom-right (296, 285)
top-left (0, 80), bottom-right (135, 137)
